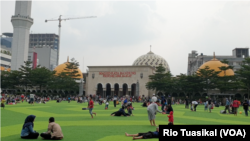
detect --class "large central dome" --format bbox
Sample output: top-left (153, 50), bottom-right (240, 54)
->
top-left (132, 50), bottom-right (170, 72)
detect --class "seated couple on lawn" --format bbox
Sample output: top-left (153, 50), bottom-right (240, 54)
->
top-left (125, 123), bottom-right (173, 140)
top-left (21, 115), bottom-right (63, 140)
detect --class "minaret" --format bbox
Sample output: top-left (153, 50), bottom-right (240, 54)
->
top-left (10, 1), bottom-right (33, 70)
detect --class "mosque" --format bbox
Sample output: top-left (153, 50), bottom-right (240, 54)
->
top-left (85, 50), bottom-right (170, 98)
top-left (53, 49), bottom-right (171, 97)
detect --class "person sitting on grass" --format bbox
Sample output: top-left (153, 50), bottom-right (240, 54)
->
top-left (125, 127), bottom-right (159, 140)
top-left (21, 115), bottom-right (39, 139)
top-left (111, 106), bottom-right (130, 116)
top-left (142, 101), bottom-right (147, 107)
top-left (40, 117), bottom-right (64, 140)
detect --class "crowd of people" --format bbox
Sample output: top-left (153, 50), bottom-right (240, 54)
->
top-left (1, 92), bottom-right (250, 140)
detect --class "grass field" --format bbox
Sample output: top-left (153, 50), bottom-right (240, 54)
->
top-left (1, 101), bottom-right (249, 141)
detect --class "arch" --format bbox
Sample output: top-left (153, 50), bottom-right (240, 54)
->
top-left (70, 90), bottom-right (75, 94)
top-left (243, 94), bottom-right (249, 99)
top-left (17, 89), bottom-right (21, 92)
top-left (27, 90), bottom-right (31, 93)
top-left (97, 83), bottom-right (103, 97)
top-left (235, 93), bottom-right (241, 98)
top-left (194, 93), bottom-right (201, 97)
top-left (53, 90), bottom-right (58, 93)
top-left (96, 83), bottom-right (104, 89)
top-left (172, 93), bottom-right (178, 97)
top-left (114, 83), bottom-right (119, 89)
top-left (201, 93), bottom-right (207, 97)
top-left (179, 93), bottom-right (185, 97)
top-left (114, 83), bottom-right (119, 96)
top-left (22, 90), bottom-right (26, 92)
top-left (42, 90), bottom-right (47, 93)
top-left (131, 83), bottom-right (136, 97)
top-left (106, 83), bottom-right (111, 97)
top-left (48, 90), bottom-right (52, 93)
top-left (32, 90), bottom-right (36, 93)
top-left (59, 90), bottom-right (64, 94)
top-left (122, 83), bottom-right (128, 96)
top-left (65, 90), bottom-right (69, 94)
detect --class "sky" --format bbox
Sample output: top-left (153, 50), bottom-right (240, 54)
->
top-left (1, 0), bottom-right (250, 76)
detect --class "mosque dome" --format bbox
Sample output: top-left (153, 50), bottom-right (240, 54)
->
top-left (54, 57), bottom-right (83, 79)
top-left (0, 67), bottom-right (11, 72)
top-left (197, 54), bottom-right (234, 77)
top-left (1, 66), bottom-right (5, 71)
top-left (132, 49), bottom-right (170, 72)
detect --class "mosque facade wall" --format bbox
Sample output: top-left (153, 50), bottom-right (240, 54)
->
top-left (85, 66), bottom-right (155, 97)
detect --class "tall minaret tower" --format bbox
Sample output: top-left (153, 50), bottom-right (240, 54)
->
top-left (10, 1), bottom-right (33, 70)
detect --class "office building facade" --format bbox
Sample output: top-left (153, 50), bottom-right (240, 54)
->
top-left (28, 47), bottom-right (57, 71)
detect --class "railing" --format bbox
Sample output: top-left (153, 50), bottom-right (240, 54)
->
top-left (11, 15), bottom-right (33, 21)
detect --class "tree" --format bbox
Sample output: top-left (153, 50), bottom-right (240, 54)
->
top-left (64, 58), bottom-right (81, 78)
top-left (176, 74), bottom-right (204, 99)
top-left (146, 64), bottom-right (174, 95)
top-left (48, 72), bottom-right (78, 96)
top-left (30, 66), bottom-right (55, 95)
top-left (1, 70), bottom-right (22, 94)
top-left (196, 66), bottom-right (220, 95)
top-left (216, 59), bottom-right (239, 94)
top-left (236, 57), bottom-right (250, 99)
top-left (19, 61), bottom-right (33, 94)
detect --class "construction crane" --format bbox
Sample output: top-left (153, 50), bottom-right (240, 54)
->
top-left (45, 15), bottom-right (97, 66)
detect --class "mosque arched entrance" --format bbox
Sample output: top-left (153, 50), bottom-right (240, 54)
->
top-left (97, 83), bottom-right (103, 97)
top-left (131, 84), bottom-right (136, 96)
top-left (114, 83), bottom-right (119, 96)
top-left (106, 83), bottom-right (111, 98)
top-left (123, 83), bottom-right (128, 96)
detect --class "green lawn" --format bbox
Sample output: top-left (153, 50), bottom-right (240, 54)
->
top-left (1, 101), bottom-right (249, 141)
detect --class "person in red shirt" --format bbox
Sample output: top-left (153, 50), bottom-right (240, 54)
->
top-left (88, 96), bottom-right (96, 118)
top-left (167, 111), bottom-right (174, 125)
top-left (232, 98), bottom-right (239, 116)
top-left (21, 94), bottom-right (24, 103)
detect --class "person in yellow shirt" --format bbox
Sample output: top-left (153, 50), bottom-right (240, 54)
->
top-left (1, 98), bottom-right (6, 109)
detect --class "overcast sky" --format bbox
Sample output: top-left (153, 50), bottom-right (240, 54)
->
top-left (1, 1), bottom-right (250, 76)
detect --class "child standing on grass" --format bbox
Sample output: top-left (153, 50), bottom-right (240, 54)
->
top-left (204, 101), bottom-right (208, 111)
top-left (105, 101), bottom-right (109, 110)
top-left (88, 96), bottom-right (96, 118)
top-left (168, 111), bottom-right (174, 125)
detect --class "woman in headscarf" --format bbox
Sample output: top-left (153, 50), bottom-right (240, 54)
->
top-left (21, 115), bottom-right (39, 139)
top-left (147, 97), bottom-right (162, 126)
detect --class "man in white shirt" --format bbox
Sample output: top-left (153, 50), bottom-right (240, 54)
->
top-left (80, 97), bottom-right (82, 103)
top-left (30, 94), bottom-right (34, 106)
top-left (192, 100), bottom-right (198, 112)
